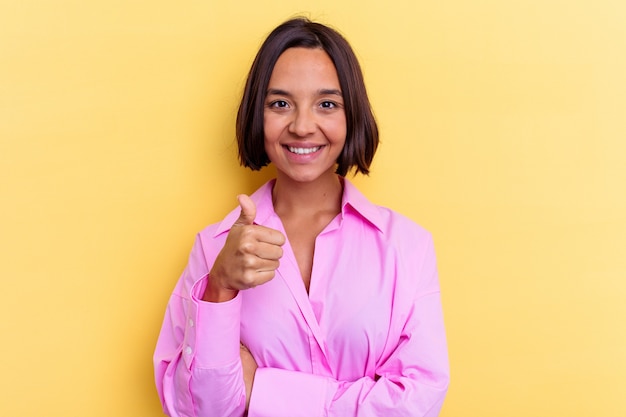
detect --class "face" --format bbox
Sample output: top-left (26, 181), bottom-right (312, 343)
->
top-left (263, 47), bottom-right (347, 184)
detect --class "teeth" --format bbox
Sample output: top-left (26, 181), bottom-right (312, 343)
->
top-left (288, 146), bottom-right (321, 155)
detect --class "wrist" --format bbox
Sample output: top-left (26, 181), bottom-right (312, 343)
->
top-left (201, 274), bottom-right (238, 302)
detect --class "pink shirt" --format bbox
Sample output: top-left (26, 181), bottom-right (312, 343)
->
top-left (154, 179), bottom-right (449, 417)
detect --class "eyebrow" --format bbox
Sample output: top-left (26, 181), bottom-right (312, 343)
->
top-left (266, 88), bottom-right (343, 97)
top-left (319, 89), bottom-right (343, 97)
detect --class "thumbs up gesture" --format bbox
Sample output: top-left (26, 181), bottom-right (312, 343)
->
top-left (202, 195), bottom-right (286, 302)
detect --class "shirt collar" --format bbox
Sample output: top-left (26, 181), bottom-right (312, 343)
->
top-left (213, 178), bottom-right (384, 237)
top-left (340, 178), bottom-right (384, 233)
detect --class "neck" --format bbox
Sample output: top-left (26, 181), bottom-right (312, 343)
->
top-left (272, 172), bottom-right (343, 217)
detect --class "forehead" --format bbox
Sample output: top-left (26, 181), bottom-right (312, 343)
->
top-left (268, 47), bottom-right (340, 88)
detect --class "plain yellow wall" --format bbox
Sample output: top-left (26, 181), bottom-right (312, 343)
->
top-left (1, 1), bottom-right (625, 416)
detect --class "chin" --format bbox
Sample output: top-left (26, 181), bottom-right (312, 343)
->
top-left (283, 167), bottom-right (338, 184)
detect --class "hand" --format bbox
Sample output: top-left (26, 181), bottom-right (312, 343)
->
top-left (240, 344), bottom-right (258, 411)
top-left (202, 194), bottom-right (285, 302)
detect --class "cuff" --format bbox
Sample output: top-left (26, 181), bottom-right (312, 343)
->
top-left (190, 276), bottom-right (242, 368)
top-left (248, 367), bottom-right (333, 417)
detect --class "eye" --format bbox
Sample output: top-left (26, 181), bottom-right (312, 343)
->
top-left (269, 100), bottom-right (289, 108)
top-left (320, 101), bottom-right (337, 109)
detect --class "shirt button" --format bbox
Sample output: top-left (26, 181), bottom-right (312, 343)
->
top-left (188, 318), bottom-right (194, 327)
top-left (184, 346), bottom-right (192, 355)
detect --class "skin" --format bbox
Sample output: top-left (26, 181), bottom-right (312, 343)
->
top-left (202, 47), bottom-right (347, 411)
top-left (263, 47), bottom-right (346, 290)
top-left (263, 47), bottom-right (347, 188)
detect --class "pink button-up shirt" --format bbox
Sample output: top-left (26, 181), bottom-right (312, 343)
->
top-left (154, 179), bottom-right (449, 417)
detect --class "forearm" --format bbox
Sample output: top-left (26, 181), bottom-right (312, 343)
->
top-left (189, 359), bottom-right (247, 417)
top-left (247, 367), bottom-right (448, 417)
top-left (156, 278), bottom-right (247, 416)
top-left (247, 289), bottom-right (449, 417)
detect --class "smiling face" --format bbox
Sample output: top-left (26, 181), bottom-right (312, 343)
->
top-left (263, 47), bottom-right (347, 184)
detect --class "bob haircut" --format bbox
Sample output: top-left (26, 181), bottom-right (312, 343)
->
top-left (236, 18), bottom-right (379, 176)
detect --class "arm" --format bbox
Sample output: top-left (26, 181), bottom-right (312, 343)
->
top-left (154, 195), bottom-right (285, 417)
top-left (154, 270), bottom-right (248, 417)
top-left (248, 296), bottom-right (448, 417)
top-left (247, 236), bottom-right (449, 417)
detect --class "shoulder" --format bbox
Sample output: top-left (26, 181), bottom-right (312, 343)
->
top-left (342, 180), bottom-right (436, 285)
top-left (342, 179), bottom-right (432, 247)
top-left (375, 205), bottom-right (431, 239)
top-left (370, 205), bottom-right (440, 296)
top-left (371, 205), bottom-right (435, 261)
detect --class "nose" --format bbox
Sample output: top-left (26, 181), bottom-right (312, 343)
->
top-left (288, 108), bottom-right (316, 137)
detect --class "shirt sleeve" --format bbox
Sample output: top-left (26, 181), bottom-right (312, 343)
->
top-left (153, 234), bottom-right (247, 417)
top-left (247, 236), bottom-right (449, 417)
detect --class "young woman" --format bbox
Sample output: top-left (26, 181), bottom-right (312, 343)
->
top-left (154, 18), bottom-right (449, 417)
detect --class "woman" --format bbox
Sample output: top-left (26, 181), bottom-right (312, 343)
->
top-left (154, 17), bottom-right (449, 417)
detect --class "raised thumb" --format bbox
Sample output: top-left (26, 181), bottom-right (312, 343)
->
top-left (234, 194), bottom-right (256, 226)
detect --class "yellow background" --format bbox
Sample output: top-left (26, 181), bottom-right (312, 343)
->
top-left (1, 0), bottom-right (624, 416)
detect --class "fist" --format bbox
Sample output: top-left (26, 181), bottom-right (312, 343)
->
top-left (202, 194), bottom-right (286, 302)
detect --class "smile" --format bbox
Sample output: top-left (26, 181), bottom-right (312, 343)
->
top-left (287, 146), bottom-right (322, 155)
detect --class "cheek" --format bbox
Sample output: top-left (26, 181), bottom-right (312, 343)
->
top-left (263, 115), bottom-right (281, 141)
top-left (329, 118), bottom-right (348, 143)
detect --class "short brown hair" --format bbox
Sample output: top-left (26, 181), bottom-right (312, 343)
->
top-left (236, 18), bottom-right (379, 176)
